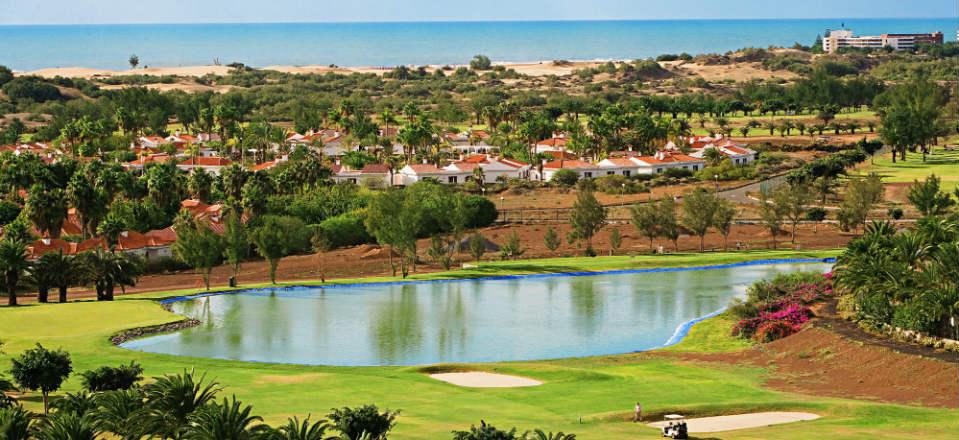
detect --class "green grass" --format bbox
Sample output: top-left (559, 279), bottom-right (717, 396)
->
top-left (2, 250), bottom-right (956, 439)
top-left (857, 149), bottom-right (959, 190)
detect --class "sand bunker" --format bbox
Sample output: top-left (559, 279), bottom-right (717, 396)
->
top-left (647, 412), bottom-right (820, 433)
top-left (429, 372), bottom-right (543, 388)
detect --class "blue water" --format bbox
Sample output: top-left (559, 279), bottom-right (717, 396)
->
top-left (0, 18), bottom-right (956, 71)
top-left (121, 261), bottom-right (831, 366)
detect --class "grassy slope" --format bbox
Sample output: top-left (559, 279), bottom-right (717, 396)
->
top-left (2, 250), bottom-right (956, 439)
top-left (856, 149), bottom-right (959, 190)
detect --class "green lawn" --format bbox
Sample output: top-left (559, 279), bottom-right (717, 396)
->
top-left (2, 250), bottom-right (956, 439)
top-left (857, 148), bottom-right (959, 190)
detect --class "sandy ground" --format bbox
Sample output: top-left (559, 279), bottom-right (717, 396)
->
top-left (21, 61), bottom-right (604, 79)
top-left (647, 412), bottom-right (820, 433)
top-left (19, 59), bottom-right (797, 81)
top-left (429, 372), bottom-right (542, 388)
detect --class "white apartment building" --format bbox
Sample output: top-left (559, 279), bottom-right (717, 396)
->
top-left (823, 29), bottom-right (944, 54)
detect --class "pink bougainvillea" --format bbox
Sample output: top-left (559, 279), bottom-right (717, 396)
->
top-left (733, 274), bottom-right (830, 343)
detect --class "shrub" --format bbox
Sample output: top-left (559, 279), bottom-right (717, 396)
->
top-left (80, 362), bottom-right (143, 392)
top-left (462, 195), bottom-right (498, 228)
top-left (2, 76), bottom-right (62, 102)
top-left (662, 168), bottom-right (693, 179)
top-left (732, 272), bottom-right (832, 342)
top-left (318, 212), bottom-right (372, 248)
top-left (327, 404), bottom-right (399, 440)
top-left (551, 169), bottom-right (579, 186)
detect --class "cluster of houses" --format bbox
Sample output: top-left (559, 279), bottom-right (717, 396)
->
top-left (23, 199), bottom-right (241, 262)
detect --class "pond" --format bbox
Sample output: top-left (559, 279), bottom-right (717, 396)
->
top-left (121, 260), bottom-right (831, 366)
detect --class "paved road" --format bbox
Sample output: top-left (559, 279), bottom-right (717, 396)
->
top-left (717, 173), bottom-right (789, 205)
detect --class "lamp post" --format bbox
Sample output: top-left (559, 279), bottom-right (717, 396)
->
top-left (714, 174), bottom-right (720, 192)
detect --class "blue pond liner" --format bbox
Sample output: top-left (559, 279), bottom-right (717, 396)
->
top-left (159, 257), bottom-right (835, 308)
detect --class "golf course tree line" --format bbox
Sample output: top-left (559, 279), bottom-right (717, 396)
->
top-left (0, 344), bottom-right (576, 440)
top-left (833, 174), bottom-right (959, 341)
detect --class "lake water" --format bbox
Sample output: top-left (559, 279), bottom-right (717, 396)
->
top-left (0, 19), bottom-right (955, 71)
top-left (121, 261), bottom-right (831, 366)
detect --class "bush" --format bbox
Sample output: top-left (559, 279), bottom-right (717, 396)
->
top-left (469, 54), bottom-right (492, 70)
top-left (2, 76), bottom-right (62, 103)
top-left (0, 200), bottom-right (22, 225)
top-left (80, 362), bottom-right (143, 392)
top-left (318, 212), bottom-right (372, 248)
top-left (462, 195), bottom-right (498, 228)
top-left (663, 168), bottom-right (693, 179)
top-left (594, 174), bottom-right (647, 195)
top-left (327, 404), bottom-right (399, 440)
top-left (732, 272), bottom-right (832, 342)
top-left (551, 169), bottom-right (579, 186)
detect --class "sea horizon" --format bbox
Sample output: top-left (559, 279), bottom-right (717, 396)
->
top-left (1, 17), bottom-right (956, 71)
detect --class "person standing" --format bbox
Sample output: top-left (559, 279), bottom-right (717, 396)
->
top-left (633, 402), bottom-right (643, 422)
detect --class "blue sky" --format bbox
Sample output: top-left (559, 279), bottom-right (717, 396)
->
top-left (1, 0), bottom-right (956, 24)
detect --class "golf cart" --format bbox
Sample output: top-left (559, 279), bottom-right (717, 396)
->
top-left (661, 414), bottom-right (688, 439)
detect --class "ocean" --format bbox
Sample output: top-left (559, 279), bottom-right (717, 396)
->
top-left (0, 18), bottom-right (956, 71)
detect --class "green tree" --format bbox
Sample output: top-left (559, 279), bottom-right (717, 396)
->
top-left (469, 54), bottom-right (493, 70)
top-left (608, 228), bottom-right (622, 256)
top-left (249, 216), bottom-right (310, 284)
top-left (173, 220), bottom-right (225, 290)
top-left (92, 389), bottom-right (145, 440)
top-left (77, 249), bottom-right (142, 301)
top-left (327, 405), bottom-right (398, 440)
top-left (630, 202), bottom-right (660, 250)
top-left (0, 239), bottom-right (29, 307)
top-left (311, 229), bottom-right (332, 283)
top-left (713, 199), bottom-right (737, 251)
top-left (79, 362), bottom-right (143, 392)
top-left (9, 344), bottom-right (72, 414)
top-left (878, 76), bottom-right (946, 162)
top-left (468, 232), bottom-right (487, 262)
top-left (543, 227), bottom-right (560, 252)
top-left (758, 186), bottom-right (786, 249)
top-left (188, 168), bottom-right (214, 203)
top-left (681, 188), bottom-right (720, 252)
top-left (659, 198), bottom-right (681, 251)
top-left (222, 209), bottom-right (248, 284)
top-left (568, 188), bottom-right (607, 255)
top-left (777, 182), bottom-right (813, 243)
top-left (839, 174), bottom-right (884, 231)
top-left (499, 231), bottom-right (525, 260)
top-left (907, 174), bottom-right (955, 217)
top-left (128, 54), bottom-right (139, 69)
top-left (365, 190), bottom-right (422, 277)
top-left (24, 184), bottom-right (68, 239)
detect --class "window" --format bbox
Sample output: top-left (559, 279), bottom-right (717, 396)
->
top-left (692, 165), bottom-right (699, 171)
top-left (623, 170), bottom-right (631, 177)
top-left (348, 178), bottom-right (357, 184)
top-left (607, 171), bottom-right (615, 175)
top-left (448, 176), bottom-right (458, 184)
top-left (734, 159), bottom-right (739, 165)
top-left (656, 168), bottom-right (663, 173)
top-left (583, 172), bottom-right (593, 178)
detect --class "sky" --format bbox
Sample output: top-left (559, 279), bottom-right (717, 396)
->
top-left (1, 0), bottom-right (957, 25)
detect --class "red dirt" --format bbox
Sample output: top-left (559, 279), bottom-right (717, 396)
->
top-left (671, 323), bottom-right (959, 408)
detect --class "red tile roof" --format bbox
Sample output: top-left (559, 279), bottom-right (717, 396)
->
top-left (543, 159), bottom-right (595, 169)
top-left (360, 163), bottom-right (391, 174)
top-left (179, 157), bottom-right (232, 167)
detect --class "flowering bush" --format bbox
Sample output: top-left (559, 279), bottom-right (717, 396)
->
top-left (732, 272), bottom-right (831, 343)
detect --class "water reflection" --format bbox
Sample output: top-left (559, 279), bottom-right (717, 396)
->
top-left (125, 263), bottom-right (830, 366)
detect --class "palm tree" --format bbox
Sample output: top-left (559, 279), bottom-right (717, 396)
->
top-left (30, 252), bottom-right (70, 303)
top-left (0, 239), bottom-right (29, 306)
top-left (0, 405), bottom-right (33, 440)
top-left (142, 370), bottom-right (221, 440)
top-left (77, 249), bottom-right (142, 301)
top-left (184, 396), bottom-right (270, 440)
top-left (35, 412), bottom-right (100, 440)
top-left (93, 389), bottom-right (146, 440)
top-left (276, 416), bottom-right (330, 440)
top-left (527, 430), bottom-right (577, 440)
